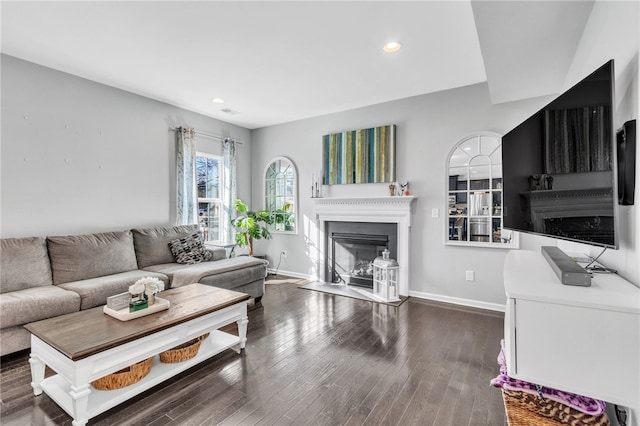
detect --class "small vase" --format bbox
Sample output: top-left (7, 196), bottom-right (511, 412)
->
top-left (147, 294), bottom-right (155, 306)
top-left (129, 293), bottom-right (147, 312)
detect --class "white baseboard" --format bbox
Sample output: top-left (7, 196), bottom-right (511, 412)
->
top-left (266, 268), bottom-right (318, 281)
top-left (408, 290), bottom-right (506, 313)
top-left (265, 270), bottom-right (505, 313)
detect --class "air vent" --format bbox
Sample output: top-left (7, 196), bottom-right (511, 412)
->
top-left (221, 108), bottom-right (239, 115)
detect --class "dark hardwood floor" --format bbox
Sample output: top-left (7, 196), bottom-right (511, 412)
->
top-left (0, 280), bottom-right (506, 425)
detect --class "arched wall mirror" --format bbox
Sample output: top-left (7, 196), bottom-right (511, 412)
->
top-left (446, 132), bottom-right (517, 248)
top-left (264, 156), bottom-right (297, 234)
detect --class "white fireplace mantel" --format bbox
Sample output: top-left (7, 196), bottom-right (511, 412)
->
top-left (313, 196), bottom-right (416, 297)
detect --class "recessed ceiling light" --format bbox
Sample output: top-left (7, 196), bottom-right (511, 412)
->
top-left (211, 98), bottom-right (225, 104)
top-left (383, 41), bottom-right (402, 53)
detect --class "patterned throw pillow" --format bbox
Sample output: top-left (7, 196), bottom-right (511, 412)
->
top-left (168, 233), bottom-right (213, 264)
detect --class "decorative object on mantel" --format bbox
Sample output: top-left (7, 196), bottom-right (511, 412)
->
top-left (398, 181), bottom-right (409, 196)
top-left (388, 183), bottom-right (396, 196)
top-left (322, 124), bottom-right (396, 185)
top-left (372, 249), bottom-right (400, 302)
top-left (311, 171), bottom-right (323, 198)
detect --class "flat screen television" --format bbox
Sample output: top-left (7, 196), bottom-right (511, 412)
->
top-left (502, 60), bottom-right (618, 249)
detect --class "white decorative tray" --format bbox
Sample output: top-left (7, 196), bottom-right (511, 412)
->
top-left (103, 297), bottom-right (170, 321)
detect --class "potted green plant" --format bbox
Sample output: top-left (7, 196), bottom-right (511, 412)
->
top-left (231, 199), bottom-right (294, 256)
top-left (231, 199), bottom-right (274, 257)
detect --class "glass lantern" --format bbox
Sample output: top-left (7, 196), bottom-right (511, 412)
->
top-left (372, 249), bottom-right (400, 302)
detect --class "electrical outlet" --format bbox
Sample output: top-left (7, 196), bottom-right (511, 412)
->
top-left (281, 250), bottom-right (287, 258)
top-left (466, 270), bottom-right (475, 281)
top-left (431, 208), bottom-right (439, 218)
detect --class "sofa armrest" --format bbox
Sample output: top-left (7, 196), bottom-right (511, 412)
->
top-left (206, 248), bottom-right (227, 261)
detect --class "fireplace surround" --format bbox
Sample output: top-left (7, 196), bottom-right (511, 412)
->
top-left (313, 196), bottom-right (416, 297)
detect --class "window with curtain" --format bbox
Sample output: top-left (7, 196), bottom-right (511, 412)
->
top-left (196, 152), bottom-right (223, 243)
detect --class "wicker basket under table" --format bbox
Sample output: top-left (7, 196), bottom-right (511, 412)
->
top-left (91, 357), bottom-right (153, 390)
top-left (159, 333), bottom-right (210, 363)
top-left (502, 390), bottom-right (610, 426)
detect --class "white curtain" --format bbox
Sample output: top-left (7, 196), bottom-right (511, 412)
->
top-left (176, 127), bottom-right (197, 225)
top-left (222, 138), bottom-right (237, 244)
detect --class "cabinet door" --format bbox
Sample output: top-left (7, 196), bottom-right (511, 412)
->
top-left (514, 299), bottom-right (639, 408)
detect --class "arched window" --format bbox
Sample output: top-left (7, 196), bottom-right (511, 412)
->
top-left (264, 157), bottom-right (297, 233)
top-left (447, 133), bottom-right (517, 248)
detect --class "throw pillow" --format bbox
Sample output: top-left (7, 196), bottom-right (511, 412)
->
top-left (168, 233), bottom-right (212, 264)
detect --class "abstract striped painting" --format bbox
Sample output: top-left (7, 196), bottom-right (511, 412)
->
top-left (322, 124), bottom-right (396, 185)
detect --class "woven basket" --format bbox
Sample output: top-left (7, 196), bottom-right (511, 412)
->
top-left (159, 333), bottom-right (210, 363)
top-left (91, 357), bottom-right (153, 390)
top-left (502, 390), bottom-right (610, 426)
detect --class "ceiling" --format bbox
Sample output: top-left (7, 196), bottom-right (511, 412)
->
top-left (1, 1), bottom-right (595, 130)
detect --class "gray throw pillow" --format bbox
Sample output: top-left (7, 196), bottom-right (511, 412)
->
top-left (168, 233), bottom-right (213, 265)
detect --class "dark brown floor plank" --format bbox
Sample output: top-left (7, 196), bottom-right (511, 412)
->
top-left (0, 279), bottom-right (506, 426)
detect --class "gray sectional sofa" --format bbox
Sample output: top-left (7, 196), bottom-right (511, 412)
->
top-left (0, 225), bottom-right (266, 356)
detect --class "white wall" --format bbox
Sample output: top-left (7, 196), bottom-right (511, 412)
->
top-left (1, 55), bottom-right (252, 238)
top-left (251, 1), bottom-right (639, 306)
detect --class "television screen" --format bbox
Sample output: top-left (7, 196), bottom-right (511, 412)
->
top-left (502, 60), bottom-right (617, 248)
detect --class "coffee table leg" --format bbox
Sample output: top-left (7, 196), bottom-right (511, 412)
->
top-left (29, 354), bottom-right (45, 396)
top-left (237, 316), bottom-right (249, 349)
top-left (69, 383), bottom-right (91, 426)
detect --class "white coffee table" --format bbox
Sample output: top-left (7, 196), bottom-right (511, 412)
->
top-left (25, 284), bottom-right (249, 426)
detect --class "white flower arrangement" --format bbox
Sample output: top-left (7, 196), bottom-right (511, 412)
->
top-left (129, 277), bottom-right (165, 296)
top-left (144, 280), bottom-right (164, 296)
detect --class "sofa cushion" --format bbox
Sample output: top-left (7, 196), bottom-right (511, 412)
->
top-left (0, 286), bottom-right (80, 328)
top-left (206, 247), bottom-right (228, 262)
top-left (57, 270), bottom-right (169, 310)
top-left (132, 225), bottom-right (198, 269)
top-left (1, 237), bottom-right (53, 293)
top-left (47, 231), bottom-right (138, 285)
top-left (168, 232), bottom-right (213, 264)
top-left (142, 256), bottom-right (267, 288)
top-left (199, 266), bottom-right (267, 292)
top-left (0, 325), bottom-right (32, 356)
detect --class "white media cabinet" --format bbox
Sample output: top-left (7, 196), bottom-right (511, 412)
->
top-left (504, 250), bottom-right (640, 425)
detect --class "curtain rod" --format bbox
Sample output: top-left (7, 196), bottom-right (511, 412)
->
top-left (169, 127), bottom-right (244, 145)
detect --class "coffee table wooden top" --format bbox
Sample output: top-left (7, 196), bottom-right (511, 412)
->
top-left (24, 284), bottom-right (250, 361)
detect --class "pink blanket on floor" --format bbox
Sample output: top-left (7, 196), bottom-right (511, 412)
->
top-left (490, 339), bottom-right (606, 416)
